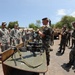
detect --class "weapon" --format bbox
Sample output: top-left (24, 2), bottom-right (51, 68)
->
top-left (10, 45), bottom-right (43, 68)
top-left (1, 38), bottom-right (47, 75)
top-left (10, 45), bottom-right (26, 66)
top-left (26, 31), bottom-right (44, 56)
top-left (32, 31), bottom-right (41, 42)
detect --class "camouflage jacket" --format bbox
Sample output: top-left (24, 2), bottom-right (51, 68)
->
top-left (0, 28), bottom-right (10, 44)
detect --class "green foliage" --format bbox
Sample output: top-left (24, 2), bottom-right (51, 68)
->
top-left (51, 24), bottom-right (55, 28)
top-left (55, 15), bottom-right (75, 29)
top-left (55, 22), bottom-right (62, 28)
top-left (29, 20), bottom-right (41, 30)
top-left (0, 26), bottom-right (1, 28)
top-left (35, 20), bottom-right (41, 28)
top-left (29, 23), bottom-right (35, 28)
top-left (29, 23), bottom-right (37, 30)
top-left (8, 21), bottom-right (19, 29)
top-left (61, 15), bottom-right (75, 29)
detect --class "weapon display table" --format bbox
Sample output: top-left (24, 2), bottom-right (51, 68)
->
top-left (1, 45), bottom-right (48, 75)
top-left (3, 51), bottom-right (47, 73)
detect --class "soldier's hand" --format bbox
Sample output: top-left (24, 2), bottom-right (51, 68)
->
top-left (38, 31), bottom-right (45, 37)
top-left (37, 29), bottom-right (39, 32)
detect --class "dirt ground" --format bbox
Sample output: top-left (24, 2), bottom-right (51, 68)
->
top-left (0, 39), bottom-right (75, 75)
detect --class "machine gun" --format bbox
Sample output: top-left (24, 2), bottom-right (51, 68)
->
top-left (26, 31), bottom-right (44, 56)
top-left (32, 31), bottom-right (41, 42)
top-left (1, 33), bottom-right (47, 75)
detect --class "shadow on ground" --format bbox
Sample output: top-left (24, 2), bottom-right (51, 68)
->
top-left (61, 63), bottom-right (71, 72)
top-left (61, 63), bottom-right (75, 73)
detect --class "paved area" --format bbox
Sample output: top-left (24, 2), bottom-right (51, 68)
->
top-left (43, 39), bottom-right (75, 75)
top-left (0, 39), bottom-right (75, 75)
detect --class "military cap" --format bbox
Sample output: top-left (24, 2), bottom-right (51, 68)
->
top-left (2, 22), bottom-right (7, 26)
top-left (42, 17), bottom-right (48, 21)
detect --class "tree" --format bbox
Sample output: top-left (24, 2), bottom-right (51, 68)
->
top-left (55, 15), bottom-right (75, 29)
top-left (8, 21), bottom-right (19, 29)
top-left (35, 20), bottom-right (41, 28)
top-left (55, 22), bottom-right (62, 28)
top-left (29, 23), bottom-right (37, 30)
top-left (29, 20), bottom-right (41, 30)
top-left (51, 24), bottom-right (55, 28)
top-left (60, 15), bottom-right (75, 29)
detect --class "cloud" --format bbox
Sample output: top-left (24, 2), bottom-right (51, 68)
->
top-left (57, 9), bottom-right (75, 17)
top-left (57, 9), bottom-right (66, 16)
top-left (54, 17), bottom-right (61, 23)
top-left (70, 11), bottom-right (75, 17)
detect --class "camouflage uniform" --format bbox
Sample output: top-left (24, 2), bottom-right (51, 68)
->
top-left (25, 29), bottom-right (31, 41)
top-left (66, 30), bottom-right (71, 47)
top-left (38, 17), bottom-right (51, 66)
top-left (10, 27), bottom-right (20, 46)
top-left (21, 29), bottom-right (26, 42)
top-left (65, 22), bottom-right (75, 67)
top-left (42, 25), bottom-right (51, 66)
top-left (58, 26), bottom-right (68, 54)
top-left (71, 29), bottom-right (75, 48)
top-left (0, 23), bottom-right (10, 52)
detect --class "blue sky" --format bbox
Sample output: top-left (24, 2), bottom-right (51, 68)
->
top-left (0, 0), bottom-right (75, 27)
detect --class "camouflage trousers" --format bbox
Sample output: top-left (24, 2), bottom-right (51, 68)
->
top-left (10, 38), bottom-right (20, 46)
top-left (71, 39), bottom-right (75, 48)
top-left (1, 43), bottom-right (9, 52)
top-left (59, 39), bottom-right (66, 53)
top-left (69, 47), bottom-right (75, 65)
top-left (42, 40), bottom-right (50, 66)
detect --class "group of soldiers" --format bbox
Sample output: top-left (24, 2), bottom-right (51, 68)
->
top-left (0, 22), bottom-right (21, 52)
top-left (0, 22), bottom-right (36, 52)
top-left (0, 18), bottom-right (52, 66)
top-left (58, 25), bottom-right (70, 54)
top-left (57, 22), bottom-right (75, 68)
top-left (0, 17), bottom-right (75, 67)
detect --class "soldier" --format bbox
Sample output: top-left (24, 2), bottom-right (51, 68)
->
top-left (58, 25), bottom-right (68, 54)
top-left (65, 22), bottom-right (75, 67)
top-left (70, 25), bottom-right (75, 48)
top-left (66, 29), bottom-right (71, 47)
top-left (10, 24), bottom-right (20, 46)
top-left (30, 29), bottom-right (35, 41)
top-left (25, 29), bottom-right (31, 41)
top-left (0, 22), bottom-right (10, 52)
top-left (8, 28), bottom-right (12, 46)
top-left (38, 17), bottom-right (51, 66)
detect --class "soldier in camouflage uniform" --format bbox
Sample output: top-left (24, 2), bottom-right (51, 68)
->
top-left (0, 22), bottom-right (10, 52)
top-left (25, 29), bottom-right (31, 41)
top-left (65, 22), bottom-right (75, 67)
top-left (10, 24), bottom-right (20, 46)
top-left (66, 29), bottom-right (71, 47)
top-left (70, 27), bottom-right (75, 48)
top-left (38, 17), bottom-right (51, 66)
top-left (58, 25), bottom-right (68, 54)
